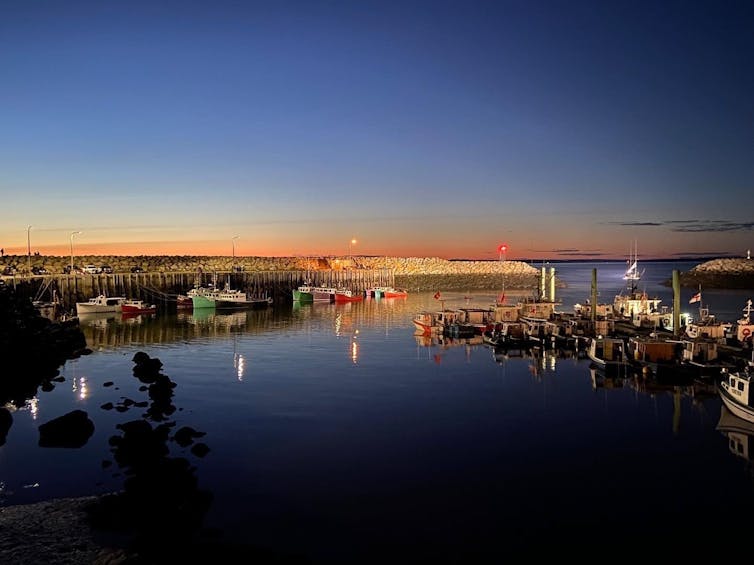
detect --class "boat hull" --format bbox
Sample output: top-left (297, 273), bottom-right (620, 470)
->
top-left (720, 384), bottom-right (754, 423)
top-left (75, 296), bottom-right (126, 315)
top-left (191, 294), bottom-right (216, 309)
top-left (215, 297), bottom-right (272, 309)
top-left (293, 289), bottom-right (313, 302)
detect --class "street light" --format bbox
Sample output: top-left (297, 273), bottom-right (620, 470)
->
top-left (26, 225), bottom-right (32, 273)
top-left (232, 235), bottom-right (240, 267)
top-left (349, 238), bottom-right (357, 264)
top-left (70, 231), bottom-right (81, 272)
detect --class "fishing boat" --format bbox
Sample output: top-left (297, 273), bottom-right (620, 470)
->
top-left (684, 294), bottom-right (732, 342)
top-left (214, 282), bottom-right (273, 309)
top-left (613, 284), bottom-right (662, 320)
top-left (719, 359), bottom-right (754, 423)
top-left (334, 288), bottom-right (363, 303)
top-left (367, 286), bottom-right (408, 298)
top-left (188, 285), bottom-right (219, 309)
top-left (412, 309), bottom-right (461, 334)
top-left (312, 286), bottom-right (337, 302)
top-left (176, 294), bottom-right (193, 309)
top-left (586, 335), bottom-right (628, 372)
top-left (293, 284), bottom-right (315, 303)
top-left (75, 294), bottom-right (127, 315)
top-left (189, 279), bottom-right (272, 309)
top-left (121, 299), bottom-right (157, 314)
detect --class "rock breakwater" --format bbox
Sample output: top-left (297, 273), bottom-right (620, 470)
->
top-left (674, 258), bottom-right (754, 289)
top-left (2, 255), bottom-right (543, 290)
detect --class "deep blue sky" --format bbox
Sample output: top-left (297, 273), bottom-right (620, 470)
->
top-left (2, 0), bottom-right (753, 260)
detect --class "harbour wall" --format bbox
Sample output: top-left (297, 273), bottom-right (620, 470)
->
top-left (0, 255), bottom-right (543, 311)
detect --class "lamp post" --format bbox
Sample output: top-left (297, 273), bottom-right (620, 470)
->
top-left (26, 225), bottom-right (32, 274)
top-left (231, 235), bottom-right (240, 268)
top-left (348, 238), bottom-right (357, 264)
top-left (70, 231), bottom-right (81, 272)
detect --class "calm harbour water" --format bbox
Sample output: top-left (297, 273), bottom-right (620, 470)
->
top-left (3, 260), bottom-right (754, 560)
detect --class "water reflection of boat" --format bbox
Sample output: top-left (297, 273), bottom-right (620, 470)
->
top-left (717, 405), bottom-right (754, 474)
top-left (76, 311), bottom-right (118, 329)
top-left (589, 363), bottom-right (626, 391)
top-left (413, 330), bottom-right (482, 348)
top-left (189, 308), bottom-right (248, 328)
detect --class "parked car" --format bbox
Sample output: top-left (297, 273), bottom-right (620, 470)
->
top-left (100, 264), bottom-right (114, 274)
top-left (63, 265), bottom-right (81, 274)
top-left (130, 266), bottom-right (145, 273)
top-left (2, 265), bottom-right (17, 276)
top-left (31, 265), bottom-right (49, 275)
top-left (82, 264), bottom-right (101, 274)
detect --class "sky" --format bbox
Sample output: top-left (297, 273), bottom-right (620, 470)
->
top-left (1, 0), bottom-right (753, 261)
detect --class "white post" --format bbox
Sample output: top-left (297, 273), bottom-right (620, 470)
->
top-left (26, 225), bottom-right (32, 273)
top-left (69, 231), bottom-right (81, 272)
top-left (232, 235), bottom-right (240, 267)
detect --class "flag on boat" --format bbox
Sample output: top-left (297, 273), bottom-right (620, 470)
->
top-left (497, 293), bottom-right (506, 304)
top-left (689, 292), bottom-right (701, 304)
top-left (433, 291), bottom-right (441, 300)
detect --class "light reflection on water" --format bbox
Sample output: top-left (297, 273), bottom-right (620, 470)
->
top-left (3, 261), bottom-right (754, 559)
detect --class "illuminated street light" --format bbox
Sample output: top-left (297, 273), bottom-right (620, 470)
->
top-left (70, 231), bottom-right (82, 272)
top-left (349, 238), bottom-right (357, 264)
top-left (26, 225), bottom-right (32, 274)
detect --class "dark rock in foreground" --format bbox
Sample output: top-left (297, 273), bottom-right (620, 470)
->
top-left (38, 410), bottom-right (95, 448)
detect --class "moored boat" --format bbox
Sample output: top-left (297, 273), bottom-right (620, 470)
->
top-left (293, 284), bottom-right (315, 303)
top-left (684, 305), bottom-right (732, 342)
top-left (121, 299), bottom-right (157, 314)
top-left (334, 288), bottom-right (363, 303)
top-left (213, 283), bottom-right (273, 309)
top-left (412, 309), bottom-right (460, 334)
top-left (312, 286), bottom-right (337, 302)
top-left (613, 285), bottom-right (662, 320)
top-left (188, 285), bottom-right (218, 309)
top-left (76, 294), bottom-right (127, 315)
top-left (586, 335), bottom-right (628, 373)
top-left (720, 361), bottom-right (754, 423)
top-left (367, 286), bottom-right (408, 299)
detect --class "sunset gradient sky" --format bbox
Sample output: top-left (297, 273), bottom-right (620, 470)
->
top-left (2, 0), bottom-right (753, 261)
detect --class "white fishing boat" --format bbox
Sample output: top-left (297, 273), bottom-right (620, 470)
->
top-left (684, 297), bottom-right (732, 342)
top-left (586, 335), bottom-right (628, 373)
top-left (720, 360), bottom-right (754, 423)
top-left (75, 294), bottom-right (127, 314)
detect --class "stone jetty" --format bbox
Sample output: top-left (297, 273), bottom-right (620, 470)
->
top-left (2, 254), bottom-right (543, 291)
top-left (7, 254), bottom-right (754, 290)
top-left (674, 257), bottom-right (754, 289)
